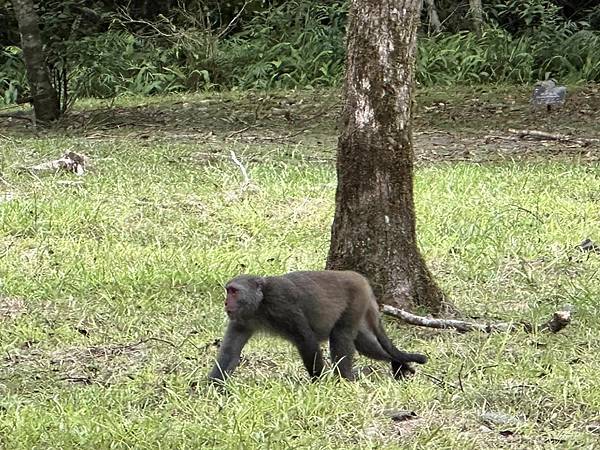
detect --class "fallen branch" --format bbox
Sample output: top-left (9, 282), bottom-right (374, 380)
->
top-left (228, 150), bottom-right (259, 198)
top-left (382, 305), bottom-right (571, 334)
top-left (21, 151), bottom-right (87, 175)
top-left (262, 128), bottom-right (309, 142)
top-left (230, 150), bottom-right (250, 187)
top-left (227, 125), bottom-right (257, 139)
top-left (508, 128), bottom-right (599, 146)
top-left (0, 114), bottom-right (32, 122)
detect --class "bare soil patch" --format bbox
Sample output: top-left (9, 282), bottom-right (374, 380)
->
top-left (1, 85), bottom-right (599, 162)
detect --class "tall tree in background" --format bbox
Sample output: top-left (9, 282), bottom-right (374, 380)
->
top-left (424, 0), bottom-right (442, 34)
top-left (327, 0), bottom-right (445, 312)
top-left (12, 0), bottom-right (59, 122)
top-left (469, 0), bottom-right (484, 35)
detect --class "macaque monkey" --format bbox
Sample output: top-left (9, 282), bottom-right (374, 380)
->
top-left (208, 270), bottom-right (427, 382)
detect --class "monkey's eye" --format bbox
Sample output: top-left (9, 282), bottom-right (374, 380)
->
top-left (227, 287), bottom-right (238, 294)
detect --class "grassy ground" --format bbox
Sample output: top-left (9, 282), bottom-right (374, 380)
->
top-left (1, 86), bottom-right (600, 448)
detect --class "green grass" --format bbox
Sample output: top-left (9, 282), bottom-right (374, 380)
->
top-left (1, 94), bottom-right (600, 448)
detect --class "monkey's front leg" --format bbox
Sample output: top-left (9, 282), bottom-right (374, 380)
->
top-left (292, 332), bottom-right (325, 380)
top-left (209, 322), bottom-right (252, 382)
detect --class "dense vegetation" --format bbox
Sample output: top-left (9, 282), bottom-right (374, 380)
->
top-left (1, 0), bottom-right (600, 105)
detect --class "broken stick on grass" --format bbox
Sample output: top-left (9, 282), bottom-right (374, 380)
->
top-left (230, 150), bottom-right (250, 184)
top-left (229, 150), bottom-right (258, 194)
top-left (382, 305), bottom-right (571, 334)
top-left (508, 128), bottom-right (599, 146)
top-left (227, 125), bottom-right (257, 139)
top-left (21, 151), bottom-right (87, 175)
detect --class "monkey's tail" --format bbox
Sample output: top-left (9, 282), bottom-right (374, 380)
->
top-left (374, 318), bottom-right (427, 364)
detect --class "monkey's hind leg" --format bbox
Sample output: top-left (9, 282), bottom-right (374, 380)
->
top-left (329, 325), bottom-right (357, 381)
top-left (355, 328), bottom-right (418, 379)
top-left (355, 328), bottom-right (393, 362)
top-left (391, 361), bottom-right (417, 379)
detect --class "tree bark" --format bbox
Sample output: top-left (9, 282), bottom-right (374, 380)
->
top-left (326, 0), bottom-right (445, 312)
top-left (424, 0), bottom-right (442, 34)
top-left (12, 0), bottom-right (59, 123)
top-left (469, 0), bottom-right (484, 35)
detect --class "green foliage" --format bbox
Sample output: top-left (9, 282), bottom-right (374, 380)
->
top-left (493, 0), bottom-right (583, 79)
top-left (546, 30), bottom-right (600, 82)
top-left (66, 32), bottom-right (190, 98)
top-left (215, 1), bottom-right (347, 89)
top-left (418, 16), bottom-right (600, 86)
top-left (417, 28), bottom-right (535, 85)
top-left (0, 46), bottom-right (25, 104)
top-left (494, 0), bottom-right (577, 35)
top-left (1, 0), bottom-right (599, 102)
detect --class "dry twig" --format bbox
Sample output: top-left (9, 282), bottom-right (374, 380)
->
top-left (508, 128), bottom-right (599, 146)
top-left (230, 150), bottom-right (250, 187)
top-left (227, 125), bottom-right (257, 139)
top-left (217, 2), bottom-right (250, 38)
top-left (382, 305), bottom-right (571, 334)
top-left (21, 151), bottom-right (87, 175)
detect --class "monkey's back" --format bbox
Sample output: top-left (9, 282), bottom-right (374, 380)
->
top-left (263, 270), bottom-right (374, 341)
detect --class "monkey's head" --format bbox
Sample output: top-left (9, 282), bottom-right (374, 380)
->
top-left (224, 275), bottom-right (265, 320)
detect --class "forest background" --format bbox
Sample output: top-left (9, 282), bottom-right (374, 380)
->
top-left (1, 0), bottom-right (600, 104)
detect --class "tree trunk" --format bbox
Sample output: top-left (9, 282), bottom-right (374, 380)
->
top-left (326, 0), bottom-right (445, 313)
top-left (424, 0), bottom-right (442, 34)
top-left (12, 0), bottom-right (59, 123)
top-left (469, 0), bottom-right (484, 36)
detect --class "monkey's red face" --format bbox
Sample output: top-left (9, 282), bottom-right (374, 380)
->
top-left (224, 277), bottom-right (264, 320)
top-left (225, 286), bottom-right (239, 317)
